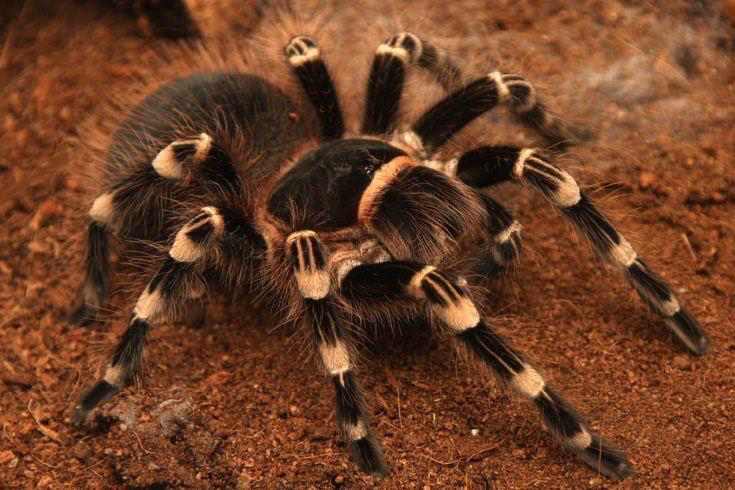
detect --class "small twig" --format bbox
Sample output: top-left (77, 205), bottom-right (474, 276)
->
top-left (421, 440), bottom-right (504, 467)
top-left (463, 441), bottom-right (503, 463)
top-left (28, 400), bottom-right (65, 444)
top-left (133, 431), bottom-right (154, 454)
top-left (32, 454), bottom-right (62, 469)
top-left (74, 459), bottom-right (104, 478)
top-left (420, 453), bottom-right (458, 466)
top-left (383, 367), bottom-right (403, 434)
top-left (396, 385), bottom-right (402, 434)
top-left (681, 233), bottom-right (697, 261)
top-left (278, 452), bottom-right (339, 460)
top-left (67, 367), bottom-right (81, 403)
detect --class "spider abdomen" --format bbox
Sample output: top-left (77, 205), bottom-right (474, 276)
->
top-left (101, 71), bottom-right (309, 241)
top-left (109, 72), bottom-right (306, 177)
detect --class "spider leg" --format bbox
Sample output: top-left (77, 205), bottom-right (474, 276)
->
top-left (340, 261), bottom-right (633, 479)
top-left (150, 132), bottom-right (240, 194)
top-left (72, 206), bottom-right (259, 423)
top-left (403, 72), bottom-right (582, 159)
top-left (361, 33), bottom-right (462, 135)
top-left (120, 0), bottom-right (201, 39)
top-left (70, 133), bottom-right (240, 324)
top-left (285, 36), bottom-right (344, 140)
top-left (455, 146), bottom-right (711, 355)
top-left (286, 230), bottom-right (388, 477)
top-left (69, 204), bottom-right (114, 325)
top-left (361, 31), bottom-right (579, 151)
top-left (475, 193), bottom-right (523, 275)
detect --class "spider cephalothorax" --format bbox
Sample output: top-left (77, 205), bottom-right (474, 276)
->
top-left (69, 31), bottom-right (711, 481)
top-left (267, 138), bottom-right (408, 230)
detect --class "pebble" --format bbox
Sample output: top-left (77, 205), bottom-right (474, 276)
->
top-left (59, 106), bottom-right (71, 122)
top-left (0, 450), bottom-right (14, 465)
top-left (639, 171), bottom-right (655, 189)
top-left (37, 475), bottom-right (53, 487)
top-left (30, 199), bottom-right (62, 230)
top-left (3, 114), bottom-right (15, 132)
top-left (673, 355), bottom-right (690, 370)
top-left (236, 470), bottom-right (252, 489)
top-left (710, 191), bottom-right (725, 204)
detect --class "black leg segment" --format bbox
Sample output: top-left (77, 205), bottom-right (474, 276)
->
top-left (70, 221), bottom-right (112, 325)
top-left (340, 260), bottom-right (633, 478)
top-left (362, 32), bottom-right (463, 135)
top-left (285, 36), bottom-right (344, 140)
top-left (286, 230), bottom-right (388, 477)
top-left (409, 76), bottom-right (500, 157)
top-left (72, 206), bottom-right (262, 424)
top-left (456, 145), bottom-right (711, 354)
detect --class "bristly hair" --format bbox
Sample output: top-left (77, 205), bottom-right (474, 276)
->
top-left (360, 162), bottom-right (487, 263)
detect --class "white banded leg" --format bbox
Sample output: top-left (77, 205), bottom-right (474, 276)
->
top-left (69, 192), bottom-right (118, 325)
top-left (149, 133), bottom-right (240, 194)
top-left (72, 206), bottom-right (232, 424)
top-left (71, 135), bottom-right (234, 326)
top-left (284, 36), bottom-right (344, 140)
top-left (285, 230), bottom-right (388, 477)
top-left (488, 71), bottom-right (584, 147)
top-left (151, 133), bottom-right (212, 180)
top-left (477, 194), bottom-right (522, 275)
top-left (403, 71), bottom-right (585, 159)
top-left (362, 32), bottom-right (462, 135)
top-left (456, 146), bottom-right (711, 355)
top-left (340, 261), bottom-right (634, 479)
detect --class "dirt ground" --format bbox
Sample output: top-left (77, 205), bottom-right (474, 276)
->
top-left (1, 0), bottom-right (734, 488)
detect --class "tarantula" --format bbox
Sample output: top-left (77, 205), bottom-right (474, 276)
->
top-left (69, 31), bottom-right (711, 480)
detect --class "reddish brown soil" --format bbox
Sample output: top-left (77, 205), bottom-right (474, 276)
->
top-left (1, 1), bottom-right (734, 488)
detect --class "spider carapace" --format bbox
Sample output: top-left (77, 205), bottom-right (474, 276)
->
top-left (70, 32), bottom-right (711, 480)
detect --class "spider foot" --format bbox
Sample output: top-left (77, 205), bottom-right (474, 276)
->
top-left (348, 436), bottom-right (390, 479)
top-left (665, 307), bottom-right (711, 356)
top-left (575, 435), bottom-right (635, 480)
top-left (71, 380), bottom-right (120, 426)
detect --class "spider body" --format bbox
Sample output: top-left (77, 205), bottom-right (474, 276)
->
top-left (267, 139), bottom-right (407, 231)
top-left (70, 32), bottom-right (712, 481)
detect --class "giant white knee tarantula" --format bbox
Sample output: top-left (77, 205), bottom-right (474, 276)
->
top-left (70, 32), bottom-right (711, 480)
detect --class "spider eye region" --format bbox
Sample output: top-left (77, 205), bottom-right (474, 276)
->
top-left (362, 161), bottom-right (378, 177)
top-left (267, 139), bottom-right (406, 230)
